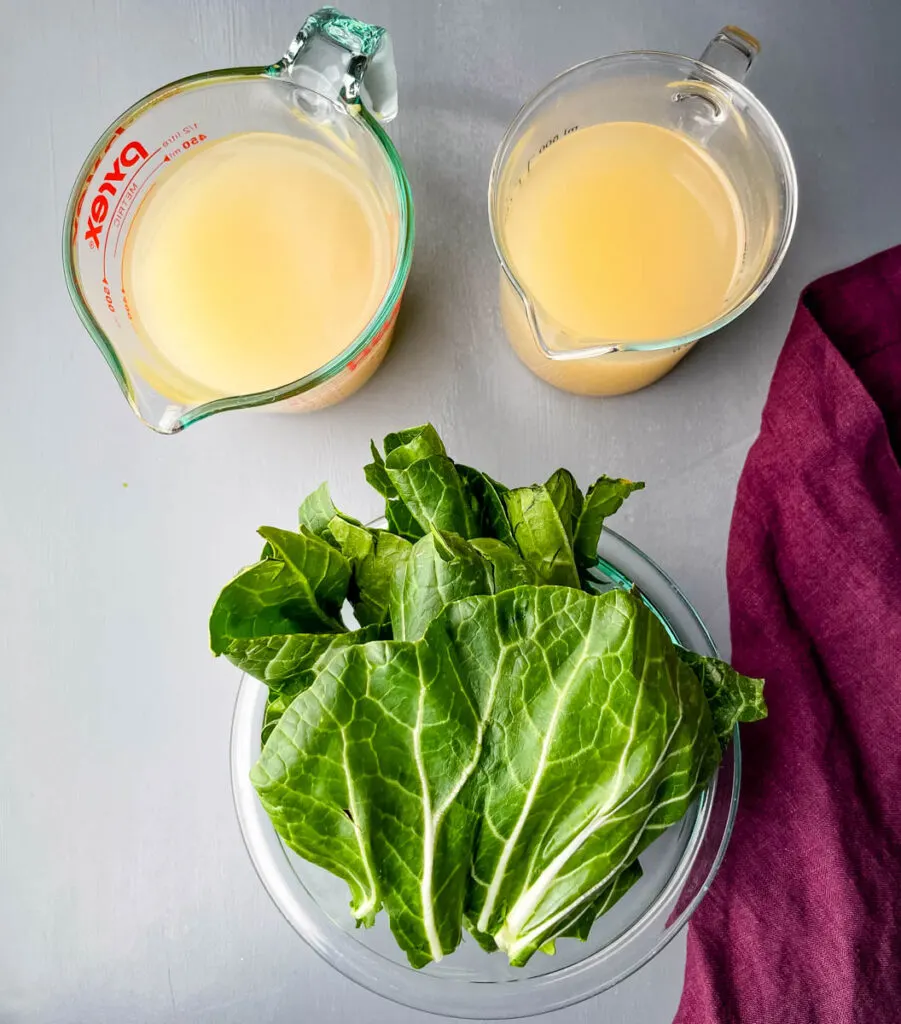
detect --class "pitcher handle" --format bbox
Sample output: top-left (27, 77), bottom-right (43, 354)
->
top-left (275, 7), bottom-right (398, 121)
top-left (698, 26), bottom-right (760, 84)
top-left (672, 25), bottom-right (760, 143)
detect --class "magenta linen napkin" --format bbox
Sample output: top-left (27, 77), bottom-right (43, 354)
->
top-left (674, 247), bottom-right (901, 1024)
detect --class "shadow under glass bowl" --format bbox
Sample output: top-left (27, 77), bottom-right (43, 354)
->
top-left (230, 527), bottom-right (740, 1019)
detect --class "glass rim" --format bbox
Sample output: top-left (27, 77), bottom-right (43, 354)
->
top-left (488, 48), bottom-right (798, 357)
top-left (61, 65), bottom-right (415, 434)
top-left (229, 526), bottom-right (742, 1018)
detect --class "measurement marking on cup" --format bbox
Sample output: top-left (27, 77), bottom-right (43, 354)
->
top-left (161, 123), bottom-right (200, 148)
top-left (99, 145), bottom-right (162, 288)
top-left (100, 131), bottom-right (210, 313)
top-left (110, 135), bottom-right (209, 264)
top-left (121, 288), bottom-right (134, 323)
top-left (538, 134), bottom-right (559, 154)
top-left (101, 158), bottom-right (163, 313)
top-left (111, 160), bottom-right (164, 259)
top-left (73, 125), bottom-right (127, 226)
top-left (525, 126), bottom-right (579, 174)
top-left (112, 180), bottom-right (141, 232)
top-left (84, 139), bottom-right (155, 251)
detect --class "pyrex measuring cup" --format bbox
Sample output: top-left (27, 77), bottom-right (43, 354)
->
top-left (63, 7), bottom-right (414, 433)
top-left (489, 27), bottom-right (797, 396)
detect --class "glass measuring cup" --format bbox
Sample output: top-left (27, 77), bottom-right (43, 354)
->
top-left (489, 27), bottom-right (797, 396)
top-left (63, 7), bottom-right (414, 434)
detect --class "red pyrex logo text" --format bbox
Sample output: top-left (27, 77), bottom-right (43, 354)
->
top-left (83, 140), bottom-right (148, 247)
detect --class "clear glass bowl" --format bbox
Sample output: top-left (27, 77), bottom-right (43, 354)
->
top-left (230, 528), bottom-right (740, 1019)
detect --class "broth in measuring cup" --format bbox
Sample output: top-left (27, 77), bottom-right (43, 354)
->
top-left (489, 31), bottom-right (797, 396)
top-left (504, 122), bottom-right (744, 343)
top-left (124, 131), bottom-right (397, 398)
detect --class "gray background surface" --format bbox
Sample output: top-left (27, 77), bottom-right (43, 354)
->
top-left (2, 1), bottom-right (899, 1022)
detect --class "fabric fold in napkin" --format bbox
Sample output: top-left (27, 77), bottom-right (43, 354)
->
top-left (675, 247), bottom-right (901, 1024)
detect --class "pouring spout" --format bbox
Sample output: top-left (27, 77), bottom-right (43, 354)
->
top-left (501, 269), bottom-right (621, 362)
top-left (116, 367), bottom-right (197, 434)
top-left (96, 336), bottom-right (243, 433)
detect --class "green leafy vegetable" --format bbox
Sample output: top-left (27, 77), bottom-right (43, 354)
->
top-left (210, 527), bottom-right (349, 650)
top-left (457, 465), bottom-right (516, 547)
top-left (573, 477), bottom-right (645, 568)
top-left (298, 481), bottom-right (357, 543)
top-left (374, 425), bottom-right (482, 539)
top-left (383, 424), bottom-right (446, 463)
top-left (254, 587), bottom-right (758, 968)
top-left (544, 467), bottom-right (582, 533)
top-left (211, 423), bottom-right (767, 969)
top-left (261, 690), bottom-right (290, 745)
top-left (332, 520), bottom-right (411, 630)
top-left (390, 530), bottom-right (491, 641)
top-left (503, 478), bottom-right (581, 587)
top-left (210, 523), bottom-right (371, 721)
top-left (364, 441), bottom-right (425, 541)
top-left (297, 483), bottom-right (411, 629)
top-left (553, 861), bottom-right (644, 946)
top-left (676, 649), bottom-right (767, 747)
top-left (470, 537), bottom-right (540, 592)
top-left (223, 627), bottom-right (380, 696)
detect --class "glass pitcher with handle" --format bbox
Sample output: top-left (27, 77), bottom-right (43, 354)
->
top-left (63, 7), bottom-right (414, 434)
top-left (489, 27), bottom-right (797, 397)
